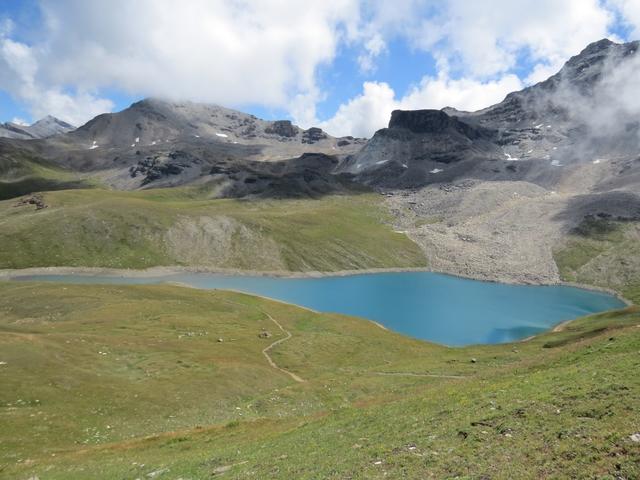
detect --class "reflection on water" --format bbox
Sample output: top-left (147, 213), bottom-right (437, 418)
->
top-left (485, 325), bottom-right (548, 344)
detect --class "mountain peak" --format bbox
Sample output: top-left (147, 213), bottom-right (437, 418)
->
top-left (67, 97), bottom-right (364, 171)
top-left (130, 97), bottom-right (175, 110)
top-left (556, 38), bottom-right (640, 88)
top-left (32, 115), bottom-right (75, 129)
top-left (581, 37), bottom-right (615, 53)
top-left (0, 115), bottom-right (75, 140)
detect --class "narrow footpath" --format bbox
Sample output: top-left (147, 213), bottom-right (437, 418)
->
top-left (215, 294), bottom-right (305, 383)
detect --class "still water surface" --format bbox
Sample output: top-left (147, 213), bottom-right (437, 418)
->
top-left (14, 271), bottom-right (626, 346)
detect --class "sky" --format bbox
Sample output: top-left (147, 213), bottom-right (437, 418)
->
top-left (0, 0), bottom-right (638, 138)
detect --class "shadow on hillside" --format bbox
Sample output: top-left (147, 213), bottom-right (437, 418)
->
top-left (0, 178), bottom-right (93, 201)
top-left (142, 152), bottom-right (373, 200)
top-left (552, 191), bottom-right (640, 228)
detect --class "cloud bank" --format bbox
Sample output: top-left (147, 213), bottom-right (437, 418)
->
top-left (1, 0), bottom-right (359, 125)
top-left (0, 0), bottom-right (638, 135)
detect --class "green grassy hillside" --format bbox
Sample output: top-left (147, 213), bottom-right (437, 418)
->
top-left (0, 189), bottom-right (426, 271)
top-left (554, 216), bottom-right (640, 303)
top-left (1, 282), bottom-right (638, 479)
top-left (0, 151), bottom-right (93, 200)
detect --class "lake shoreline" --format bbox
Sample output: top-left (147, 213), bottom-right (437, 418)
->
top-left (0, 265), bottom-right (630, 346)
top-left (0, 264), bottom-right (633, 306)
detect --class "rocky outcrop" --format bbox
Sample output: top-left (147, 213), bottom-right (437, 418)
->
top-left (542, 38), bottom-right (639, 95)
top-left (129, 151), bottom-right (201, 185)
top-left (302, 127), bottom-right (328, 144)
top-left (14, 193), bottom-right (47, 210)
top-left (340, 109), bottom-right (501, 187)
top-left (25, 116), bottom-right (76, 138)
top-left (66, 98), bottom-right (358, 162)
top-left (388, 109), bottom-right (492, 140)
top-left (265, 120), bottom-right (298, 138)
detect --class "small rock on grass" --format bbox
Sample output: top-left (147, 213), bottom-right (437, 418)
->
top-left (147, 468), bottom-right (169, 478)
top-left (213, 465), bottom-right (232, 475)
top-left (630, 433), bottom-right (640, 442)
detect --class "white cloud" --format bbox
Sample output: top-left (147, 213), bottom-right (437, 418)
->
top-left (399, 73), bottom-right (523, 112)
top-left (524, 62), bottom-right (562, 85)
top-left (552, 46), bottom-right (640, 139)
top-left (357, 33), bottom-right (386, 72)
top-left (24, 0), bottom-right (358, 125)
top-left (608, 0), bottom-right (640, 37)
top-left (0, 30), bottom-right (113, 125)
top-left (411, 0), bottom-right (615, 79)
top-left (349, 0), bottom-right (430, 72)
top-left (27, 90), bottom-right (113, 127)
top-left (319, 81), bottom-right (396, 138)
top-left (0, 0), bottom-right (360, 125)
top-left (1, 37), bottom-right (37, 83)
top-left (320, 74), bottom-right (523, 137)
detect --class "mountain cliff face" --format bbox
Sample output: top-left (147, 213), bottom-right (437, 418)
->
top-left (339, 109), bottom-right (501, 187)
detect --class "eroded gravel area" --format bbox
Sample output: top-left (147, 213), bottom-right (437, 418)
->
top-left (384, 180), bottom-right (579, 284)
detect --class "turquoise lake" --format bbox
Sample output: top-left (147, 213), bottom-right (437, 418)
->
top-left (13, 272), bottom-right (626, 346)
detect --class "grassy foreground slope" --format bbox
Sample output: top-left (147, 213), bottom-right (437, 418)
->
top-left (554, 216), bottom-right (640, 303)
top-left (0, 189), bottom-right (426, 271)
top-left (0, 282), bottom-right (638, 479)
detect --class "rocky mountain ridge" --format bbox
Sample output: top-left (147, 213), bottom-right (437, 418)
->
top-left (0, 116), bottom-right (75, 140)
top-left (0, 98), bottom-right (366, 197)
top-left (2, 39), bottom-right (640, 205)
top-left (345, 38), bottom-right (640, 192)
top-left (68, 98), bottom-right (364, 159)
